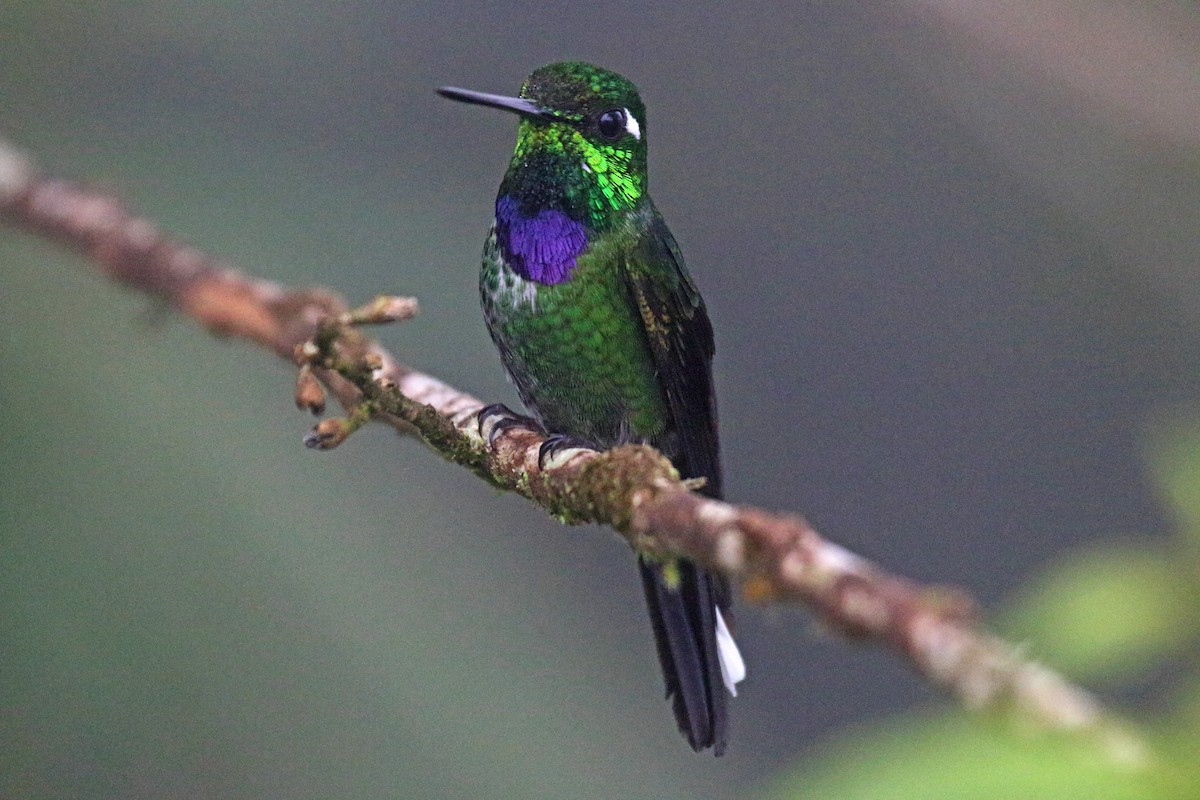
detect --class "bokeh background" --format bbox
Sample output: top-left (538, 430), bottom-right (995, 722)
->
top-left (3, 2), bottom-right (1199, 798)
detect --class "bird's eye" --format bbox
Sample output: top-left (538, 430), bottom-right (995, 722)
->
top-left (597, 109), bottom-right (626, 140)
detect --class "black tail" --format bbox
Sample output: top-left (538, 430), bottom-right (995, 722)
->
top-left (638, 556), bottom-right (730, 755)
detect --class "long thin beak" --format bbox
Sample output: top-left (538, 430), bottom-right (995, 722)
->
top-left (436, 87), bottom-right (557, 121)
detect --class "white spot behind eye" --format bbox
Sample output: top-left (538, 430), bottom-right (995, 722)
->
top-left (623, 108), bottom-right (641, 140)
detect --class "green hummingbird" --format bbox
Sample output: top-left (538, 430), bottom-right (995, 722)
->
top-left (438, 61), bottom-right (745, 754)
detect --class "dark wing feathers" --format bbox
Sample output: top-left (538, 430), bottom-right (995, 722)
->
top-left (623, 210), bottom-right (722, 499)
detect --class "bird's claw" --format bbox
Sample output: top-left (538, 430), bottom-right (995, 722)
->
top-left (477, 403), bottom-right (542, 447)
top-left (538, 433), bottom-right (599, 471)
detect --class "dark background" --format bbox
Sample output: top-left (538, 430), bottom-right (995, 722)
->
top-left (3, 3), bottom-right (1198, 798)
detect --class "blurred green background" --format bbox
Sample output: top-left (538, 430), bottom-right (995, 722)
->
top-left (3, 2), bottom-right (1199, 798)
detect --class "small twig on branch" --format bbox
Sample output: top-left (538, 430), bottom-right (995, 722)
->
top-left (0, 136), bottom-right (1146, 764)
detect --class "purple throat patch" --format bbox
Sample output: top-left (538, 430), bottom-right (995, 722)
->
top-left (495, 195), bottom-right (587, 285)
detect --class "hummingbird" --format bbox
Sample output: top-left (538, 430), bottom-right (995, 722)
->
top-left (438, 61), bottom-right (745, 754)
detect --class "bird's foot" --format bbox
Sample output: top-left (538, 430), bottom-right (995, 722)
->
top-left (477, 403), bottom-right (543, 447)
top-left (538, 433), bottom-right (600, 471)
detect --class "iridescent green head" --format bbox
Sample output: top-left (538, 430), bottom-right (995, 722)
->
top-left (439, 62), bottom-right (649, 220)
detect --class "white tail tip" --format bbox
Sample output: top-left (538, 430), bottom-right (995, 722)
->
top-left (714, 608), bottom-right (746, 696)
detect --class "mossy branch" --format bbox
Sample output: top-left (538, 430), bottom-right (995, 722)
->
top-left (0, 136), bottom-right (1146, 765)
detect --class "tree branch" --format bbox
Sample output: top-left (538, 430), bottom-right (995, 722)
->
top-left (0, 136), bottom-right (1145, 763)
